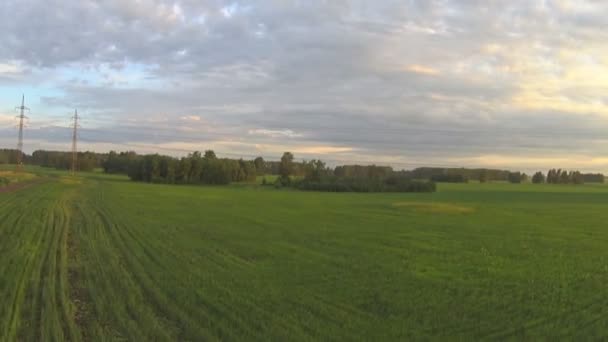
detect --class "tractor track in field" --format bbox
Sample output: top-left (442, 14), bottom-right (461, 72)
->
top-left (1, 187), bottom-right (53, 341)
top-left (67, 218), bottom-right (90, 340)
top-left (63, 194), bottom-right (94, 341)
top-left (1, 179), bottom-right (88, 340)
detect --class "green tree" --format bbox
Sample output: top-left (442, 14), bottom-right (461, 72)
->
top-left (303, 159), bottom-right (328, 182)
top-left (547, 169), bottom-right (556, 184)
top-left (178, 157), bottom-right (192, 183)
top-left (559, 169), bottom-right (570, 184)
top-left (532, 172), bottom-right (545, 184)
top-left (278, 152), bottom-right (294, 185)
top-left (189, 151), bottom-right (203, 183)
top-left (254, 157), bottom-right (265, 175)
top-left (204, 150), bottom-right (217, 159)
top-left (508, 172), bottom-right (523, 184)
top-left (571, 171), bottom-right (584, 184)
top-left (583, 173), bottom-right (605, 183)
top-left (479, 170), bottom-right (488, 183)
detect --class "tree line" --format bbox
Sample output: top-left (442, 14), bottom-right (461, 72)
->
top-left (531, 169), bottom-right (604, 184)
top-left (0, 149), bottom-right (27, 165)
top-left (3, 148), bottom-right (606, 187)
top-left (408, 167), bottom-right (513, 183)
top-left (1, 149), bottom-right (103, 171)
top-left (281, 155), bottom-right (436, 192)
top-left (126, 151), bottom-right (258, 184)
top-left (118, 150), bottom-right (436, 192)
top-left (400, 167), bottom-right (529, 184)
top-left (30, 150), bottom-right (102, 172)
top-left (405, 167), bottom-right (605, 185)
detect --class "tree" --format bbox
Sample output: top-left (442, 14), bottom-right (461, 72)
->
top-left (532, 172), bottom-right (545, 184)
top-left (254, 157), bottom-right (265, 175)
top-left (303, 159), bottom-right (328, 182)
top-left (583, 173), bottom-right (605, 183)
top-left (238, 159), bottom-right (257, 182)
top-left (546, 169), bottom-right (585, 184)
top-left (479, 170), bottom-right (488, 183)
top-left (508, 172), bottom-right (523, 184)
top-left (204, 150), bottom-right (216, 159)
top-left (178, 157), bottom-right (192, 183)
top-left (559, 169), bottom-right (570, 184)
top-left (547, 169), bottom-right (558, 184)
top-left (189, 151), bottom-right (203, 183)
top-left (278, 152), bottom-right (294, 185)
top-left (571, 171), bottom-right (584, 184)
top-left (547, 169), bottom-right (553, 184)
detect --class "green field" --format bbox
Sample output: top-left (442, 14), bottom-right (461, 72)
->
top-left (1, 167), bottom-right (608, 340)
top-left (0, 170), bottom-right (37, 187)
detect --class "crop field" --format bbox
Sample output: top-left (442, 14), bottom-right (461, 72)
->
top-left (1, 167), bottom-right (608, 340)
top-left (0, 170), bottom-right (37, 189)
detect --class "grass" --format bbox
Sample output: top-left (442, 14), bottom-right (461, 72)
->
top-left (256, 174), bottom-right (278, 184)
top-left (391, 201), bottom-right (476, 214)
top-left (0, 179), bottom-right (78, 340)
top-left (0, 170), bottom-right (37, 187)
top-left (1, 166), bottom-right (608, 339)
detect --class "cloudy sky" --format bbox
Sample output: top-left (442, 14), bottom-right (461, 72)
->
top-left (1, 0), bottom-right (608, 172)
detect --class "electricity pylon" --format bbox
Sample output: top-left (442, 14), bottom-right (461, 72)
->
top-left (71, 109), bottom-right (79, 176)
top-left (15, 95), bottom-right (29, 172)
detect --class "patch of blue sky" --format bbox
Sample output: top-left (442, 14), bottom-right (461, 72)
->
top-left (0, 85), bottom-right (65, 117)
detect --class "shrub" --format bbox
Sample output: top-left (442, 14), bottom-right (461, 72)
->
top-left (295, 177), bottom-right (436, 193)
top-left (583, 173), bottom-right (605, 183)
top-left (430, 174), bottom-right (468, 183)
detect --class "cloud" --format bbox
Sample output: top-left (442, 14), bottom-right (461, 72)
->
top-left (180, 115), bottom-right (201, 122)
top-left (293, 146), bottom-right (355, 155)
top-left (405, 65), bottom-right (440, 76)
top-left (248, 129), bottom-right (302, 138)
top-left (1, 1), bottom-right (608, 171)
top-left (0, 114), bottom-right (16, 126)
top-left (0, 62), bottom-right (22, 75)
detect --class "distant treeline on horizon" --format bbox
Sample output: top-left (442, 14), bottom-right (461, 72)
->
top-left (0, 148), bottom-right (605, 185)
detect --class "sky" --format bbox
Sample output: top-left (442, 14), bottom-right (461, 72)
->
top-left (1, 0), bottom-right (608, 172)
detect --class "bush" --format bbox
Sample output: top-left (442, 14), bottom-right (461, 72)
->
top-left (278, 175), bottom-right (291, 186)
top-left (430, 174), bottom-right (468, 183)
top-left (583, 173), bottom-right (605, 183)
top-left (295, 177), bottom-right (436, 193)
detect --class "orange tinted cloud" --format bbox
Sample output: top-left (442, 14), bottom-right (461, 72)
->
top-left (405, 64), bottom-right (440, 76)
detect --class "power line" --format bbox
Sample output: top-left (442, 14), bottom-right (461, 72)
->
top-left (54, 119), bottom-right (608, 148)
top-left (15, 95), bottom-right (29, 172)
top-left (78, 122), bottom-right (608, 139)
top-left (71, 109), bottom-right (79, 176)
top-left (5, 110), bottom-right (608, 173)
top-left (75, 127), bottom-right (601, 155)
top-left (77, 137), bottom-right (523, 171)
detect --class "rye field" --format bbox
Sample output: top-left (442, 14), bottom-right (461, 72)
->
top-left (1, 167), bottom-right (608, 340)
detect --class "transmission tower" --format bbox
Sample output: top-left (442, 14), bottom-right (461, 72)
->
top-left (15, 95), bottom-right (29, 172)
top-left (71, 109), bottom-right (79, 176)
